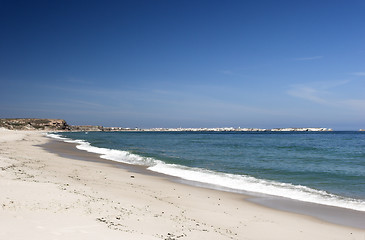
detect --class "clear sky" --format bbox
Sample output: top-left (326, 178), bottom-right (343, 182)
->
top-left (1, 0), bottom-right (364, 130)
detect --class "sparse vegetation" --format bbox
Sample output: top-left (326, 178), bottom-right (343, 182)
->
top-left (0, 118), bottom-right (70, 130)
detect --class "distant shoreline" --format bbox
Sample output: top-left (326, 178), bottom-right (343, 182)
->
top-left (2, 118), bottom-right (364, 132)
top-left (0, 118), bottom-right (335, 132)
top-left (113, 127), bottom-right (333, 132)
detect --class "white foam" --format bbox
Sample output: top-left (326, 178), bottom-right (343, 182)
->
top-left (46, 133), bottom-right (157, 166)
top-left (46, 133), bottom-right (365, 212)
top-left (148, 163), bottom-right (365, 211)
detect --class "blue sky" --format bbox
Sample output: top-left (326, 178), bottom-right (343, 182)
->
top-left (0, 0), bottom-right (364, 129)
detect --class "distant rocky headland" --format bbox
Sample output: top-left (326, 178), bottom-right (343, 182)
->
top-left (0, 118), bottom-right (70, 131)
top-left (0, 118), bottom-right (338, 132)
top-left (0, 118), bottom-right (119, 131)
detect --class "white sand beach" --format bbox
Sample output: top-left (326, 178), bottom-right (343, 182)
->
top-left (0, 128), bottom-right (364, 239)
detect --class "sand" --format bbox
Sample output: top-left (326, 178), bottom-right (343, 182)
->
top-left (0, 128), bottom-right (364, 240)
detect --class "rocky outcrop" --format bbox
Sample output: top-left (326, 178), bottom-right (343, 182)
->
top-left (0, 118), bottom-right (70, 131)
top-left (69, 125), bottom-right (104, 131)
top-left (0, 119), bottom-right (125, 132)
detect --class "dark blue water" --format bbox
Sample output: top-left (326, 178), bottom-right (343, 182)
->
top-left (52, 131), bottom-right (365, 211)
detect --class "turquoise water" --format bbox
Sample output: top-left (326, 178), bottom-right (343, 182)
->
top-left (50, 131), bottom-right (365, 211)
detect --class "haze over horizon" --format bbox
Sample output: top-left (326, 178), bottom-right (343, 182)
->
top-left (1, 1), bottom-right (364, 130)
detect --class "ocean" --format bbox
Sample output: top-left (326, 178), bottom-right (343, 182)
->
top-left (48, 131), bottom-right (365, 212)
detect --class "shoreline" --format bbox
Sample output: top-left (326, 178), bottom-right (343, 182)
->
top-left (1, 129), bottom-right (364, 239)
top-left (43, 134), bottom-right (365, 230)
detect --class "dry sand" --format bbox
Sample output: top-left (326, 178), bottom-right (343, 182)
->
top-left (0, 128), bottom-right (364, 239)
